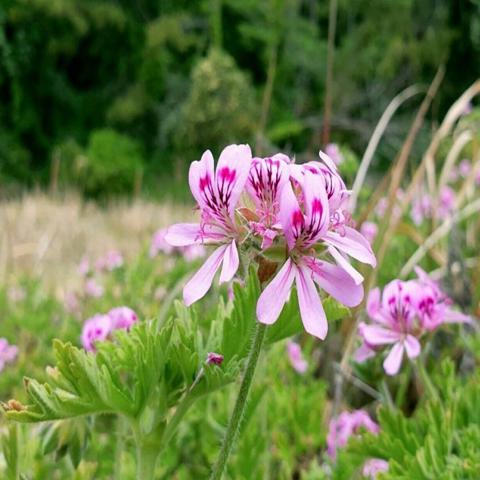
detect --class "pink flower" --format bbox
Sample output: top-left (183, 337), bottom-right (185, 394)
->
top-left (362, 459), bottom-right (389, 479)
top-left (459, 159), bottom-right (471, 178)
top-left (413, 267), bottom-right (471, 331)
top-left (449, 166), bottom-right (459, 182)
top-left (325, 143), bottom-right (343, 166)
top-left (85, 279), bottom-right (104, 298)
top-left (327, 410), bottom-right (379, 459)
top-left (78, 256), bottom-right (90, 277)
top-left (206, 352), bottom-right (224, 365)
top-left (0, 338), bottom-right (18, 372)
top-left (81, 314), bottom-right (112, 351)
top-left (95, 250), bottom-right (124, 272)
top-left (358, 270), bottom-right (470, 375)
top-left (360, 221), bottom-right (378, 245)
top-left (246, 154), bottom-right (290, 249)
top-left (360, 281), bottom-right (421, 375)
top-left (411, 193), bottom-right (431, 225)
top-left (286, 341), bottom-right (308, 374)
top-left (150, 228), bottom-right (174, 257)
top-left (64, 291), bottom-right (80, 315)
top-left (165, 145), bottom-right (253, 306)
top-left (108, 306), bottom-right (138, 330)
top-left (438, 186), bottom-right (455, 220)
top-left (257, 162), bottom-right (375, 339)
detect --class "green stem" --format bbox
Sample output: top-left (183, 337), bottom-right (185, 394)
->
top-left (415, 360), bottom-right (437, 399)
top-left (114, 417), bottom-right (126, 479)
top-left (135, 441), bottom-right (159, 480)
top-left (210, 322), bottom-right (267, 480)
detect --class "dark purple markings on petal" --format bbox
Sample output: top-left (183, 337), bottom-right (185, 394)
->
top-left (217, 166), bottom-right (236, 206)
top-left (292, 209), bottom-right (305, 240)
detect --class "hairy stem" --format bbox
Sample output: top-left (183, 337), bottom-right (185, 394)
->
top-left (210, 322), bottom-right (267, 480)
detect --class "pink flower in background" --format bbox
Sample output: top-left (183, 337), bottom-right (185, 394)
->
top-left (438, 185), bottom-right (455, 219)
top-left (7, 286), bottom-right (26, 303)
top-left (413, 267), bottom-right (471, 331)
top-left (362, 459), bottom-right (389, 479)
top-left (96, 250), bottom-right (124, 272)
top-left (325, 143), bottom-right (343, 166)
top-left (78, 256), bottom-right (90, 277)
top-left (247, 154), bottom-right (290, 249)
top-left (459, 159), bottom-right (471, 178)
top-left (462, 101), bottom-right (473, 116)
top-left (375, 197), bottom-right (388, 217)
top-left (108, 306), bottom-right (138, 330)
top-left (360, 221), bottom-right (378, 245)
top-left (81, 314), bottom-right (112, 351)
top-left (151, 228), bottom-right (206, 261)
top-left (166, 144), bottom-right (253, 306)
top-left (257, 168), bottom-right (374, 339)
top-left (357, 269), bottom-right (470, 375)
top-left (411, 193), bottom-right (431, 225)
top-left (359, 281), bottom-right (421, 375)
top-left (85, 278), bottom-right (104, 298)
top-left (0, 338), bottom-right (18, 372)
top-left (150, 228), bottom-right (174, 257)
top-left (327, 410), bottom-right (379, 459)
top-left (287, 341), bottom-right (308, 373)
top-left (449, 166), bottom-right (459, 182)
top-left (64, 291), bottom-right (80, 315)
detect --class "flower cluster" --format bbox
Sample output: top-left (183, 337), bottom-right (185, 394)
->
top-left (166, 144), bottom-right (376, 339)
top-left (0, 338), bottom-right (18, 372)
top-left (327, 409), bottom-right (387, 478)
top-left (411, 185), bottom-right (455, 225)
top-left (81, 306), bottom-right (138, 351)
top-left (326, 409), bottom-right (379, 459)
top-left (356, 267), bottom-right (471, 375)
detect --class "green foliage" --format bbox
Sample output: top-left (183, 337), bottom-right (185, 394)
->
top-left (330, 360), bottom-right (480, 480)
top-left (77, 129), bottom-right (144, 197)
top-left (176, 48), bottom-right (257, 154)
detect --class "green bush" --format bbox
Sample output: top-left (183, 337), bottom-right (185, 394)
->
top-left (77, 129), bottom-right (144, 197)
top-left (175, 48), bottom-right (257, 156)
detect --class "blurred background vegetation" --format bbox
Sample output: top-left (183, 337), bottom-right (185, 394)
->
top-left (0, 0), bottom-right (479, 199)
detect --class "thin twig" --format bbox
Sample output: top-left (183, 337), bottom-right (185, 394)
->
top-left (350, 85), bottom-right (423, 211)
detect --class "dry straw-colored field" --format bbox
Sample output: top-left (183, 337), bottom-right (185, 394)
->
top-left (0, 192), bottom-right (192, 290)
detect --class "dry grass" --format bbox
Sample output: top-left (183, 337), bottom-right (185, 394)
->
top-left (0, 192), bottom-right (193, 290)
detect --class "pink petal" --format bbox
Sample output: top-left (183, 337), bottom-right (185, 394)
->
top-left (302, 171), bottom-right (330, 240)
top-left (183, 245), bottom-right (227, 306)
top-left (404, 335), bottom-right (421, 359)
top-left (328, 246), bottom-right (364, 285)
top-left (367, 287), bottom-right (381, 317)
top-left (311, 259), bottom-right (364, 307)
top-left (354, 343), bottom-right (376, 363)
top-left (295, 265), bottom-right (328, 339)
top-left (383, 342), bottom-right (405, 376)
top-left (215, 144), bottom-right (252, 214)
top-left (279, 182), bottom-right (303, 251)
top-left (165, 223), bottom-right (202, 246)
top-left (362, 325), bottom-right (400, 345)
top-left (189, 150), bottom-right (215, 209)
top-left (324, 226), bottom-right (377, 267)
top-left (257, 259), bottom-right (296, 325)
top-left (219, 241), bottom-right (239, 283)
